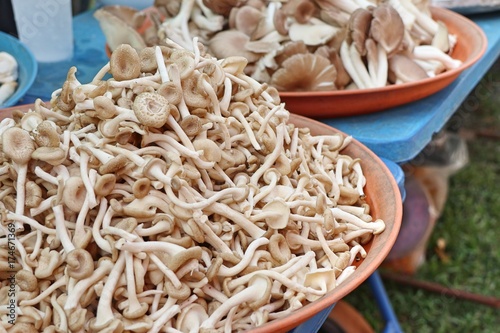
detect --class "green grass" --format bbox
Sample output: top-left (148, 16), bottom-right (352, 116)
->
top-left (342, 60), bottom-right (500, 332)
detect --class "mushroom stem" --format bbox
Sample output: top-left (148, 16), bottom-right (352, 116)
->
top-left (52, 205), bottom-right (75, 253)
top-left (218, 238), bottom-right (270, 277)
top-left (64, 258), bottom-right (114, 309)
top-left (91, 252), bottom-right (126, 329)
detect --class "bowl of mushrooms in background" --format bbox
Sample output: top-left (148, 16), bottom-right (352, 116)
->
top-left (0, 38), bottom-right (402, 332)
top-left (0, 31), bottom-right (38, 108)
top-left (95, 0), bottom-right (487, 117)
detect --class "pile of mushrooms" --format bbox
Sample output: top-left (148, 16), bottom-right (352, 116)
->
top-left (0, 40), bottom-right (385, 332)
top-left (95, 0), bottom-right (461, 92)
top-left (0, 52), bottom-right (18, 105)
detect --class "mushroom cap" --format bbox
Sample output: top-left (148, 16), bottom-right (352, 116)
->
top-left (274, 41), bottom-right (309, 67)
top-left (66, 248), bottom-right (94, 280)
top-left (25, 181), bottom-right (43, 208)
top-left (31, 147), bottom-right (66, 166)
top-left (289, 20), bottom-right (338, 46)
top-left (193, 139), bottom-right (222, 162)
top-left (304, 267), bottom-right (337, 301)
top-left (110, 44), bottom-right (142, 81)
top-left (348, 8), bottom-right (373, 56)
top-left (261, 198), bottom-right (290, 230)
top-left (203, 0), bottom-right (245, 16)
top-left (208, 30), bottom-right (260, 63)
top-left (133, 92), bottom-right (170, 128)
top-left (388, 54), bottom-right (428, 83)
top-left (157, 81), bottom-right (183, 105)
top-left (370, 4), bottom-right (405, 55)
top-left (1, 127), bottom-right (35, 165)
top-left (93, 96), bottom-right (118, 119)
top-left (94, 7), bottom-right (146, 52)
top-left (94, 173), bottom-right (117, 197)
top-left (234, 5), bottom-right (263, 37)
top-left (247, 274), bottom-right (272, 310)
top-left (176, 303), bottom-right (209, 332)
top-left (271, 53), bottom-right (336, 92)
top-left (62, 176), bottom-right (87, 213)
top-left (33, 121), bottom-right (60, 147)
top-left (15, 270), bottom-right (38, 292)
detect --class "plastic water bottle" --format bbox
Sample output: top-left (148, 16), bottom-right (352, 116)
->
top-left (12, 0), bottom-right (74, 63)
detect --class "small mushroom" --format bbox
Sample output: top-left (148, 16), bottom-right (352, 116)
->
top-left (200, 275), bottom-right (272, 329)
top-left (109, 44), bottom-right (142, 81)
top-left (133, 91), bottom-right (170, 128)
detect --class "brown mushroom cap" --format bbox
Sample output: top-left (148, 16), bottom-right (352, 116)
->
top-left (348, 8), bottom-right (373, 56)
top-left (133, 92), bottom-right (170, 128)
top-left (110, 44), bottom-right (142, 81)
top-left (93, 96), bottom-right (118, 119)
top-left (2, 127), bottom-right (35, 165)
top-left (62, 176), bottom-right (87, 213)
top-left (370, 4), bottom-right (405, 55)
top-left (271, 53), bottom-right (336, 92)
top-left (31, 147), bottom-right (66, 166)
top-left (33, 121), bottom-right (60, 147)
top-left (66, 248), bottom-right (94, 280)
top-left (208, 30), bottom-right (260, 63)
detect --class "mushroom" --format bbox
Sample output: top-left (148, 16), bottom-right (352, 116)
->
top-left (109, 44), bottom-right (142, 81)
top-left (271, 53), bottom-right (337, 92)
top-left (133, 91), bottom-right (171, 128)
top-left (1, 127), bottom-right (35, 222)
top-left (0, 36), bottom-right (387, 331)
top-left (200, 275), bottom-right (272, 330)
top-left (388, 53), bottom-right (428, 83)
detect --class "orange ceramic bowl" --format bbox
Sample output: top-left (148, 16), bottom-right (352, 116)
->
top-left (279, 7), bottom-right (488, 118)
top-left (0, 106), bottom-right (402, 332)
top-left (246, 114), bottom-right (403, 333)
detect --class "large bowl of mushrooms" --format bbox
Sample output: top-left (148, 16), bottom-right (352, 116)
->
top-left (0, 40), bottom-right (401, 332)
top-left (95, 0), bottom-right (487, 117)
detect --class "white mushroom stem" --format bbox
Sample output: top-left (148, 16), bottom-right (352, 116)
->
top-left (200, 275), bottom-right (270, 329)
top-left (78, 150), bottom-right (98, 209)
top-left (413, 45), bottom-right (462, 70)
top-left (227, 269), bottom-right (324, 296)
top-left (52, 205), bottom-right (75, 253)
top-left (6, 212), bottom-right (56, 235)
top-left (64, 259), bottom-right (115, 310)
top-left (160, 0), bottom-right (196, 50)
top-left (20, 278), bottom-right (65, 306)
top-left (92, 252), bottom-right (126, 328)
top-left (336, 266), bottom-right (356, 286)
top-left (400, 0), bottom-right (438, 35)
top-left (165, 183), bottom-right (246, 210)
top-left (91, 198), bottom-right (113, 253)
top-left (149, 304), bottom-right (181, 333)
top-left (51, 292), bottom-right (68, 332)
top-left (206, 202), bottom-right (266, 239)
top-left (155, 46), bottom-right (170, 82)
top-left (148, 253), bottom-right (183, 289)
top-left (315, 224), bottom-right (339, 268)
top-left (340, 41), bottom-right (365, 89)
top-left (218, 238), bottom-right (270, 277)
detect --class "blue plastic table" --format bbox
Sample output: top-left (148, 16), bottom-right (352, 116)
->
top-left (12, 7), bottom-right (500, 333)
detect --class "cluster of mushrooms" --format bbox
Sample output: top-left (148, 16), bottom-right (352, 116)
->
top-left (0, 40), bottom-right (385, 332)
top-left (96, 0), bottom-right (461, 92)
top-left (0, 52), bottom-right (18, 106)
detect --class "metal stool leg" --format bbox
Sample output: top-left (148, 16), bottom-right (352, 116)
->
top-left (367, 271), bottom-right (403, 333)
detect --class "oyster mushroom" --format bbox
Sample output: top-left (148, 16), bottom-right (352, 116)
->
top-left (271, 53), bottom-right (336, 91)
